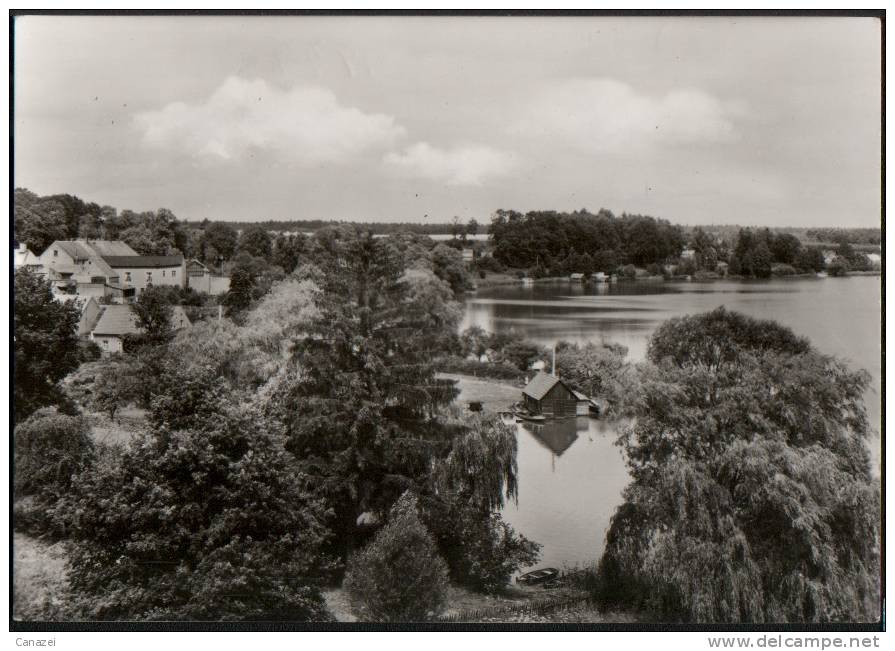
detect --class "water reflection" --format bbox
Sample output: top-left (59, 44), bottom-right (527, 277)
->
top-left (502, 415), bottom-right (631, 569)
top-left (521, 417), bottom-right (586, 458)
top-left (479, 277), bottom-right (881, 568)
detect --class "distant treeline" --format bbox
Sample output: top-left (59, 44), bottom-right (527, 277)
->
top-left (685, 224), bottom-right (881, 247)
top-left (488, 209), bottom-right (684, 272)
top-left (183, 219), bottom-right (458, 236)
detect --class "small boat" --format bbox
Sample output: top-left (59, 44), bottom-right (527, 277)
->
top-left (516, 568), bottom-right (560, 585)
top-left (512, 408), bottom-right (546, 423)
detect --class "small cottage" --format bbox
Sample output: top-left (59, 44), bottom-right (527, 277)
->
top-left (521, 371), bottom-right (578, 419)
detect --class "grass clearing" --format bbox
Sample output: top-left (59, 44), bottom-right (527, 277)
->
top-left (13, 531), bottom-right (70, 621)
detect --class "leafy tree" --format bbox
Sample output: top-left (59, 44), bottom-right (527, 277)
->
top-left (14, 189), bottom-right (68, 254)
top-left (14, 269), bottom-right (81, 422)
top-left (459, 326), bottom-right (490, 359)
top-left (430, 243), bottom-right (472, 296)
top-left (828, 256), bottom-right (850, 277)
top-left (597, 309), bottom-right (879, 623)
top-left (60, 402), bottom-right (333, 621)
top-left (344, 493), bottom-right (449, 622)
top-left (466, 218), bottom-right (479, 238)
top-left (89, 359), bottom-right (141, 421)
top-left (770, 233), bottom-right (803, 264)
top-left (795, 247), bottom-right (826, 272)
top-left (118, 208), bottom-right (184, 255)
top-left (495, 340), bottom-right (545, 371)
top-left (202, 222), bottom-right (238, 261)
top-left (131, 286), bottom-right (174, 343)
top-left (238, 224), bottom-right (273, 259)
top-left (555, 341), bottom-right (631, 415)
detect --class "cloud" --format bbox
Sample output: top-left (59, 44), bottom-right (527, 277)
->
top-left (134, 76), bottom-right (406, 164)
top-left (383, 142), bottom-right (518, 186)
top-left (512, 78), bottom-right (741, 153)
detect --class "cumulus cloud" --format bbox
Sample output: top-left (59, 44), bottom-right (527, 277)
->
top-left (512, 78), bottom-right (741, 153)
top-left (383, 142), bottom-right (518, 186)
top-left (134, 76), bottom-right (406, 164)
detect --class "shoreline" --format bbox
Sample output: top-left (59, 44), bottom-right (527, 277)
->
top-left (471, 269), bottom-right (881, 290)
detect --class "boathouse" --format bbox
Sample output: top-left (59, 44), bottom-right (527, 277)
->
top-left (521, 371), bottom-right (578, 419)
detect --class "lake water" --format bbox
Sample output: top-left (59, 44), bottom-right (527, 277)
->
top-left (462, 276), bottom-right (882, 570)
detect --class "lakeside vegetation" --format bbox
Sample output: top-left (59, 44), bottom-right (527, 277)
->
top-left (12, 189), bottom-right (881, 623)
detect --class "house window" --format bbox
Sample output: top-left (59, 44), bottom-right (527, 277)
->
top-left (124, 272), bottom-right (131, 283)
top-left (53, 249), bottom-right (58, 257)
top-left (171, 270), bottom-right (176, 279)
top-left (146, 271), bottom-right (153, 284)
top-left (100, 338), bottom-right (108, 349)
top-left (162, 270), bottom-right (166, 277)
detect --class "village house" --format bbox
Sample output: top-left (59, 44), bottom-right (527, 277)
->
top-left (102, 255), bottom-right (186, 296)
top-left (32, 240), bottom-right (187, 301)
top-left (521, 371), bottom-right (579, 419)
top-left (90, 303), bottom-right (192, 355)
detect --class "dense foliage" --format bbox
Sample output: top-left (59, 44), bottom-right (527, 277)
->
top-left (14, 410), bottom-right (94, 502)
top-left (423, 414), bottom-right (540, 592)
top-left (554, 340), bottom-right (631, 415)
top-left (14, 269), bottom-right (82, 422)
top-left (271, 230), bottom-right (463, 542)
top-left (59, 389), bottom-right (333, 621)
top-left (344, 493), bottom-right (450, 622)
top-left (596, 308), bottom-right (880, 623)
top-left (489, 208), bottom-right (684, 272)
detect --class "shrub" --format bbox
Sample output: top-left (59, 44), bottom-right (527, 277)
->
top-left (435, 356), bottom-right (525, 381)
top-left (620, 264), bottom-right (637, 279)
top-left (771, 263), bottom-right (798, 276)
top-left (14, 410), bottom-right (94, 500)
top-left (344, 493), bottom-right (449, 622)
top-left (433, 505), bottom-right (540, 593)
top-left (475, 255), bottom-right (506, 274)
top-left (14, 410), bottom-right (95, 537)
top-left (58, 407), bottom-right (333, 621)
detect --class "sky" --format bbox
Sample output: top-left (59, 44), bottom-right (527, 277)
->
top-left (13, 15), bottom-right (882, 227)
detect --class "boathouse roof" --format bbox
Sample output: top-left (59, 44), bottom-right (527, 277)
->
top-left (522, 371), bottom-right (573, 401)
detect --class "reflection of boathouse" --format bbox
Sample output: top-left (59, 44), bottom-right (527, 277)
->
top-left (522, 418), bottom-right (582, 456)
top-left (521, 371), bottom-right (578, 419)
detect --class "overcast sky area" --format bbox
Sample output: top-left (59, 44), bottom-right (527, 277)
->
top-left (14, 15), bottom-right (881, 226)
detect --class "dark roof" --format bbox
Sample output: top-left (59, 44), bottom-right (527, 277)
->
top-left (102, 255), bottom-right (184, 268)
top-left (522, 371), bottom-right (572, 401)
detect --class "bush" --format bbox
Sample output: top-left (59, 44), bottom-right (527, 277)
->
top-left (620, 264), bottom-right (637, 279)
top-left (58, 407), bottom-right (333, 621)
top-left (435, 356), bottom-right (525, 381)
top-left (828, 256), bottom-right (850, 277)
top-left (433, 505), bottom-right (540, 593)
top-left (14, 410), bottom-right (94, 500)
top-left (14, 410), bottom-right (95, 537)
top-left (771, 263), bottom-right (798, 276)
top-left (475, 255), bottom-right (506, 274)
top-left (344, 493), bottom-right (449, 622)
top-left (77, 340), bottom-right (102, 363)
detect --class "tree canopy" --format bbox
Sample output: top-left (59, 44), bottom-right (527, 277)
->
top-left (597, 308), bottom-right (880, 623)
top-left (14, 269), bottom-right (82, 422)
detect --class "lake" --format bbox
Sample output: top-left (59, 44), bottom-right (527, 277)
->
top-left (461, 276), bottom-right (882, 570)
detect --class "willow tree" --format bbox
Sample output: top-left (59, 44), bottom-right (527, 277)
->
top-left (598, 308), bottom-right (880, 623)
